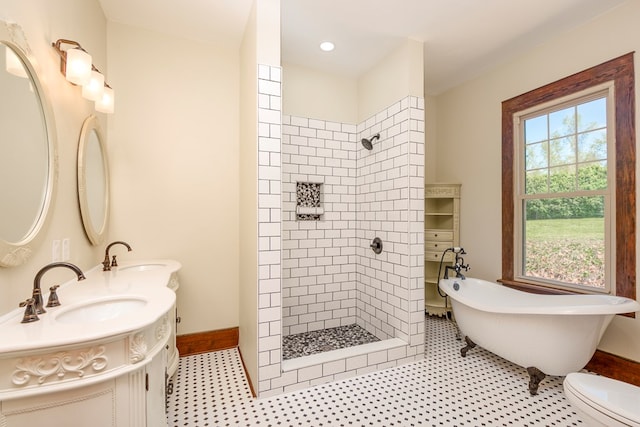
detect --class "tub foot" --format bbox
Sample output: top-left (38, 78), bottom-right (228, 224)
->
top-left (526, 367), bottom-right (546, 395)
top-left (460, 336), bottom-right (476, 357)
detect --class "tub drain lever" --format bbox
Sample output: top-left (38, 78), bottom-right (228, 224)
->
top-left (370, 237), bottom-right (383, 254)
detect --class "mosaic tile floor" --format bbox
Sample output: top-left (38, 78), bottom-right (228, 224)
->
top-left (166, 316), bottom-right (584, 426)
top-left (282, 324), bottom-right (381, 360)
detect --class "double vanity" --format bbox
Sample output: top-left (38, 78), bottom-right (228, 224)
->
top-left (0, 259), bottom-right (181, 427)
top-left (0, 20), bottom-right (181, 427)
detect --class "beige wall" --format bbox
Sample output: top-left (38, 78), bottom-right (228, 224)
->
top-left (283, 38), bottom-right (424, 124)
top-left (432, 1), bottom-right (640, 361)
top-left (424, 95), bottom-right (437, 183)
top-left (358, 38), bottom-right (424, 122)
top-left (106, 22), bottom-right (240, 335)
top-left (0, 0), bottom-right (107, 316)
top-left (238, 0), bottom-right (259, 394)
top-left (282, 62), bottom-right (358, 123)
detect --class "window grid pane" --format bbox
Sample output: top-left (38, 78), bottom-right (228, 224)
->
top-left (524, 96), bottom-right (607, 197)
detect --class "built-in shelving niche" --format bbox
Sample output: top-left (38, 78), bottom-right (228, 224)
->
top-left (296, 182), bottom-right (324, 221)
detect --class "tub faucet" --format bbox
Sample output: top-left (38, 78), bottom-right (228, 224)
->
top-left (453, 252), bottom-right (470, 279)
top-left (443, 248), bottom-right (470, 280)
top-left (31, 262), bottom-right (86, 314)
top-left (102, 240), bottom-right (132, 271)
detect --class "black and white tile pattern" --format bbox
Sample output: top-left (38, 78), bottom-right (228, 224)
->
top-left (167, 316), bottom-right (583, 426)
top-left (283, 324), bottom-right (380, 360)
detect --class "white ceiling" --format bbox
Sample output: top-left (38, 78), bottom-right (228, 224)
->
top-left (98, 0), bottom-right (627, 95)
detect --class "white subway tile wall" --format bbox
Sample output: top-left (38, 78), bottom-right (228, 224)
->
top-left (257, 65), bottom-right (284, 396)
top-left (356, 96), bottom-right (425, 349)
top-left (281, 115), bottom-right (358, 335)
top-left (256, 64), bottom-right (424, 395)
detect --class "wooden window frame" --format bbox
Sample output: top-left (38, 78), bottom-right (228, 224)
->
top-left (501, 52), bottom-right (636, 300)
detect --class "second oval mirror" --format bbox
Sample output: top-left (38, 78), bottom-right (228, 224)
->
top-left (78, 115), bottom-right (109, 245)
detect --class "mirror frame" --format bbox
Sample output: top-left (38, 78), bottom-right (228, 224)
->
top-left (0, 22), bottom-right (58, 267)
top-left (77, 115), bottom-right (110, 245)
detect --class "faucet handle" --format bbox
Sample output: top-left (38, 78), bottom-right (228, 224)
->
top-left (46, 285), bottom-right (61, 308)
top-left (111, 254), bottom-right (118, 267)
top-left (102, 254), bottom-right (111, 271)
top-left (19, 298), bottom-right (39, 323)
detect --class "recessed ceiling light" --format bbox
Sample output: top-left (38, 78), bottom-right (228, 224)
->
top-left (319, 41), bottom-right (335, 52)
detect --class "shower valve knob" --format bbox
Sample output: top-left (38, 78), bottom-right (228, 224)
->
top-left (370, 237), bottom-right (383, 254)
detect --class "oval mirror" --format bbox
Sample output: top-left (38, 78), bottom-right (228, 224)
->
top-left (0, 23), bottom-right (57, 267)
top-left (78, 115), bottom-right (109, 245)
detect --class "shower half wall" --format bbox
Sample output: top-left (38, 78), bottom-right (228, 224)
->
top-left (275, 96), bottom-right (425, 392)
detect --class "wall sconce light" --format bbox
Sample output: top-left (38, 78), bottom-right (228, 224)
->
top-left (51, 39), bottom-right (114, 114)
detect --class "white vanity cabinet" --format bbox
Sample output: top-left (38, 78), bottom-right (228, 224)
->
top-left (0, 259), bottom-right (182, 427)
top-left (1, 376), bottom-right (130, 426)
top-left (424, 183), bottom-right (460, 316)
top-left (0, 312), bottom-right (172, 427)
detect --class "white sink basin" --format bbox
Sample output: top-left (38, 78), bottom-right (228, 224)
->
top-left (54, 297), bottom-right (147, 324)
top-left (118, 263), bottom-right (167, 272)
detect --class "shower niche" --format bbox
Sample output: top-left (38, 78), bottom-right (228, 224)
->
top-left (295, 181), bottom-right (324, 220)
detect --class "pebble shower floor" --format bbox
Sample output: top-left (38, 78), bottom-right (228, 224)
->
top-left (166, 316), bottom-right (584, 426)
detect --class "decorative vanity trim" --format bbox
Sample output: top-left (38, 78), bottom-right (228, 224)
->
top-left (155, 314), bottom-right (170, 342)
top-left (168, 273), bottom-right (180, 291)
top-left (129, 333), bottom-right (147, 364)
top-left (12, 346), bottom-right (108, 386)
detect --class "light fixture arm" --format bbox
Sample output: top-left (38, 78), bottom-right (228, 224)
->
top-left (51, 39), bottom-right (83, 78)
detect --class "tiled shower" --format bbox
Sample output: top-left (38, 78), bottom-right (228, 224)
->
top-left (282, 98), bottom-right (425, 345)
top-left (254, 65), bottom-right (424, 397)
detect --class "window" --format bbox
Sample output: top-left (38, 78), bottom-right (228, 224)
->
top-left (516, 88), bottom-right (612, 292)
top-left (502, 53), bottom-right (635, 299)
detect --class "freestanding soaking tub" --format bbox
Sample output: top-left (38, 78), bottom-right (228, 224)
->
top-left (439, 277), bottom-right (640, 395)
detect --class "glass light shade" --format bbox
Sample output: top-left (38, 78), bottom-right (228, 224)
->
top-left (65, 48), bottom-right (92, 85)
top-left (82, 70), bottom-right (104, 101)
top-left (5, 46), bottom-right (28, 78)
top-left (95, 86), bottom-right (114, 114)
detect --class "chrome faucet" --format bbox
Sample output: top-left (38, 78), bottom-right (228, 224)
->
top-left (31, 262), bottom-right (86, 315)
top-left (102, 241), bottom-right (132, 271)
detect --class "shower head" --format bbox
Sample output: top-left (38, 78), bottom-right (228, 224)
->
top-left (361, 133), bottom-right (380, 150)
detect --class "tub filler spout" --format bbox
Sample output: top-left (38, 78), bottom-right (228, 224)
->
top-left (443, 249), bottom-right (470, 280)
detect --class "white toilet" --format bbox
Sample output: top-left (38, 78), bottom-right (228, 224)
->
top-left (564, 372), bottom-right (640, 426)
